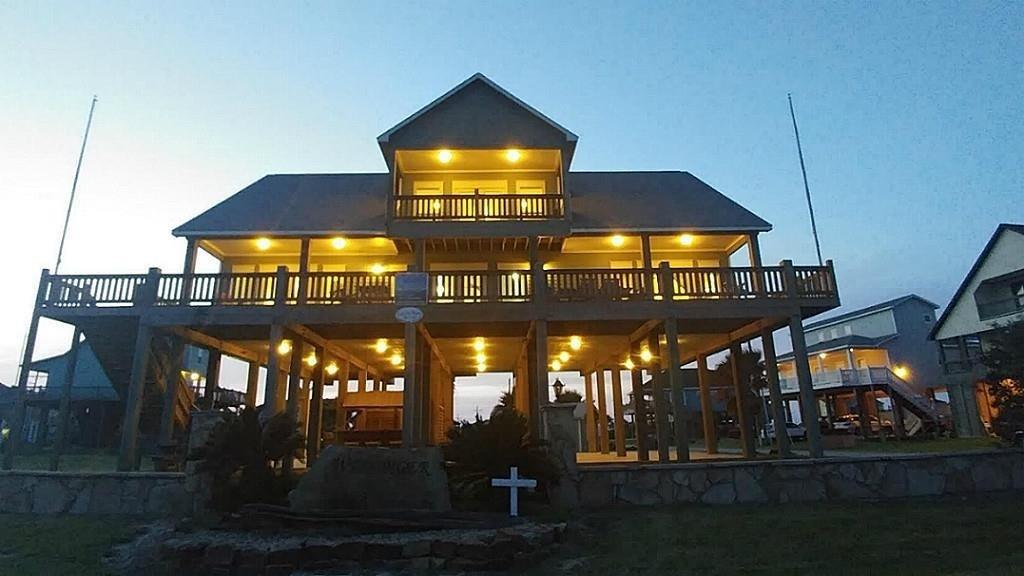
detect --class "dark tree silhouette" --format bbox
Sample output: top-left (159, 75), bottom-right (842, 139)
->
top-left (981, 323), bottom-right (1024, 441)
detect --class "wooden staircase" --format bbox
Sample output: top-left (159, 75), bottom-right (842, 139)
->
top-left (73, 318), bottom-right (195, 439)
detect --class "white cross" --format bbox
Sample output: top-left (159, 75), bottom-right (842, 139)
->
top-left (491, 466), bottom-right (537, 517)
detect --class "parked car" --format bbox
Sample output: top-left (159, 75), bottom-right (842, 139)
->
top-left (766, 421), bottom-right (807, 441)
top-left (832, 414), bottom-right (894, 435)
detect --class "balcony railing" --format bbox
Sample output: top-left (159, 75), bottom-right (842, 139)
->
top-left (37, 264), bottom-right (836, 310)
top-left (392, 193), bottom-right (565, 221)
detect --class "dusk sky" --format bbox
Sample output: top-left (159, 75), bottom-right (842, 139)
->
top-left (1, 2), bottom-right (1021, 418)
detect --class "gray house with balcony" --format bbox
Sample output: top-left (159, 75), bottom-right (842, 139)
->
top-left (776, 295), bottom-right (946, 436)
top-left (5, 73), bottom-right (840, 472)
top-left (931, 223), bottom-right (1024, 437)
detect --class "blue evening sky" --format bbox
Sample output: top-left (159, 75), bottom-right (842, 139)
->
top-left (1, 2), bottom-right (1021, 417)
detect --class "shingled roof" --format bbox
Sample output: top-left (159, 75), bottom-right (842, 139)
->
top-left (173, 171), bottom-right (771, 237)
top-left (568, 171), bottom-right (770, 232)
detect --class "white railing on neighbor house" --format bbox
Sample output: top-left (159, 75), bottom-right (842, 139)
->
top-left (778, 367), bottom-right (939, 418)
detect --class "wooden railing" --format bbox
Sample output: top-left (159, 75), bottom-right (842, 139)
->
top-left (428, 270), bottom-right (532, 303)
top-left (545, 269), bottom-right (653, 302)
top-left (43, 274), bottom-right (148, 307)
top-left (37, 264), bottom-right (837, 309)
top-left (306, 272), bottom-right (396, 304)
top-left (670, 267), bottom-right (788, 299)
top-left (392, 193), bottom-right (565, 220)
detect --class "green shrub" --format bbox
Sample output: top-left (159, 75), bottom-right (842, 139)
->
top-left (443, 408), bottom-right (560, 509)
top-left (188, 408), bottom-right (305, 511)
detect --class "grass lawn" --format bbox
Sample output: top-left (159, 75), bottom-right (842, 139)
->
top-left (0, 515), bottom-right (137, 576)
top-left (2, 495), bottom-right (1021, 575)
top-left (538, 495), bottom-right (1024, 575)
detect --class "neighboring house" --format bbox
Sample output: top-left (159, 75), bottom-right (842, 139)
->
top-left (20, 73), bottom-right (840, 469)
top-left (931, 223), bottom-right (1024, 437)
top-left (23, 341), bottom-right (120, 448)
top-left (776, 295), bottom-right (947, 436)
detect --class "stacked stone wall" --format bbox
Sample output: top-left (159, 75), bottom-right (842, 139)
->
top-left (576, 451), bottom-right (1024, 507)
top-left (0, 470), bottom-right (204, 515)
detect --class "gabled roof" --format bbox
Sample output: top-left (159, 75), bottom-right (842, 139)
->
top-left (174, 174), bottom-right (390, 237)
top-left (568, 171), bottom-right (771, 232)
top-left (28, 341), bottom-right (119, 402)
top-left (378, 73), bottom-right (577, 144)
top-left (802, 294), bottom-right (938, 332)
top-left (930, 223), bottom-right (1024, 339)
top-left (776, 335), bottom-right (896, 361)
top-left (376, 73), bottom-right (578, 170)
top-left (174, 171), bottom-right (771, 237)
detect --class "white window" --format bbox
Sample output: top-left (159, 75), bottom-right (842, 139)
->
top-left (515, 179), bottom-right (546, 194)
top-left (844, 325), bottom-right (853, 335)
top-left (452, 180), bottom-right (508, 194)
top-left (413, 181), bottom-right (443, 195)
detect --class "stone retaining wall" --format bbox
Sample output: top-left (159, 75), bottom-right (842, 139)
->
top-left (159, 522), bottom-right (566, 573)
top-left (0, 470), bottom-right (205, 515)
top-left (576, 450), bottom-right (1024, 507)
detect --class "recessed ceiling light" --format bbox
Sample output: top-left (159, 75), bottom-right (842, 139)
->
top-left (437, 149), bottom-right (453, 163)
top-left (255, 237), bottom-right (272, 251)
top-left (610, 235), bottom-right (626, 247)
top-left (505, 149), bottom-right (522, 162)
top-left (331, 237), bottom-right (347, 249)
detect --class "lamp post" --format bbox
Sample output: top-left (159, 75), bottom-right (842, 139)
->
top-left (552, 378), bottom-right (565, 401)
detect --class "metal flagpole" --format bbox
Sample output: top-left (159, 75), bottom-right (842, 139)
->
top-left (55, 95), bottom-right (98, 274)
top-left (787, 93), bottom-right (823, 266)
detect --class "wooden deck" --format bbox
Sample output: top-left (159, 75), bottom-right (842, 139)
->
top-left (37, 264), bottom-right (837, 312)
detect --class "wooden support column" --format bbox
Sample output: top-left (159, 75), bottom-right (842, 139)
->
top-left (648, 334), bottom-right (671, 463)
top-left (583, 371), bottom-right (597, 452)
top-left (244, 361), bottom-right (260, 408)
top-left (641, 233), bottom-right (654, 294)
top-left (730, 341), bottom-right (756, 458)
top-left (533, 319), bottom-right (549, 408)
top-left (856, 389), bottom-right (872, 440)
top-left (789, 311), bottom-right (823, 457)
top-left (203, 350), bottom-right (222, 409)
top-left (275, 371), bottom-right (288, 413)
top-left (118, 321), bottom-right (154, 471)
top-left (761, 327), bottom-right (791, 457)
top-left (664, 318), bottom-right (689, 463)
top-left (286, 338), bottom-right (304, 419)
top-left (4, 269), bottom-right (49, 470)
top-left (297, 238), bottom-right (310, 305)
top-left (417, 335), bottom-right (431, 445)
top-left (50, 326), bottom-right (83, 471)
top-left (158, 337), bottom-right (186, 445)
top-left (696, 353), bottom-right (718, 454)
top-left (306, 346), bottom-right (325, 464)
top-left (118, 268), bottom-right (161, 471)
top-left (402, 321), bottom-right (420, 446)
top-left (358, 370), bottom-right (368, 393)
top-left (595, 369), bottom-right (610, 454)
top-left (891, 391), bottom-right (906, 440)
top-left (630, 339), bottom-right (650, 462)
top-left (261, 268), bottom-right (289, 420)
top-left (334, 359), bottom-right (351, 441)
top-left (610, 368), bottom-right (627, 457)
top-left (180, 238), bottom-right (198, 305)
top-left (526, 327), bottom-right (540, 439)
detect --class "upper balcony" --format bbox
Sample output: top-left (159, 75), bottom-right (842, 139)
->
top-left (387, 148), bottom-right (570, 237)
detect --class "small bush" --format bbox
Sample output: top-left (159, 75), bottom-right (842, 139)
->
top-left (187, 408), bottom-right (305, 511)
top-left (443, 408), bottom-right (560, 509)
